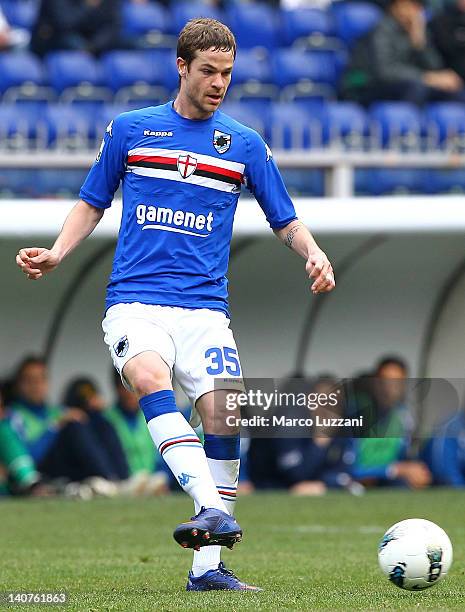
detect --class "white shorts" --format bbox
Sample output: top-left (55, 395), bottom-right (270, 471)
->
top-left (102, 303), bottom-right (245, 426)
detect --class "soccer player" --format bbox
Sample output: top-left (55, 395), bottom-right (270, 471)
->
top-left (16, 19), bottom-right (336, 591)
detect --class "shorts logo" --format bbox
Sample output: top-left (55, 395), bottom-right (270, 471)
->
top-left (213, 130), bottom-right (231, 154)
top-left (177, 154), bottom-right (198, 178)
top-left (114, 335), bottom-right (129, 358)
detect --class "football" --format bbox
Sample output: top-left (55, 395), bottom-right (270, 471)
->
top-left (378, 518), bottom-right (453, 590)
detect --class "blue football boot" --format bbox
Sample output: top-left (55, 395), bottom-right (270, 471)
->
top-left (173, 506), bottom-right (242, 551)
top-left (186, 562), bottom-right (262, 591)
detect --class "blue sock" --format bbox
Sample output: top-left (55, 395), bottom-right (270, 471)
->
top-left (139, 390), bottom-right (178, 423)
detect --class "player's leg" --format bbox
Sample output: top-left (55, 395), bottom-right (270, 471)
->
top-left (102, 304), bottom-right (229, 521)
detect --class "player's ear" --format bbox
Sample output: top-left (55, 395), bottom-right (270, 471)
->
top-left (177, 57), bottom-right (187, 78)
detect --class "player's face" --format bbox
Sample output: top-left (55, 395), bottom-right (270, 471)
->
top-left (179, 47), bottom-right (234, 117)
top-left (17, 363), bottom-right (49, 405)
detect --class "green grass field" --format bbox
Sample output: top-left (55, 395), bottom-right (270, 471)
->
top-left (0, 490), bottom-right (464, 610)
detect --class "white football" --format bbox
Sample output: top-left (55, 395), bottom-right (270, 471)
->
top-left (378, 518), bottom-right (453, 590)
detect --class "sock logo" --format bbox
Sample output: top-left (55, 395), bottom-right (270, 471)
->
top-left (178, 472), bottom-right (196, 487)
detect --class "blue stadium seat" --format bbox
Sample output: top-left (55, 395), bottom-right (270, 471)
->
top-left (281, 169), bottom-right (325, 196)
top-left (321, 101), bottom-right (368, 148)
top-left (424, 103), bottom-right (465, 150)
top-left (228, 50), bottom-right (277, 106)
top-left (0, 51), bottom-right (44, 93)
top-left (280, 8), bottom-right (335, 47)
top-left (331, 1), bottom-right (382, 46)
top-left (0, 103), bottom-right (44, 148)
top-left (2, 0), bottom-right (38, 30)
top-left (171, 2), bottom-right (224, 35)
top-left (365, 169), bottom-right (427, 195)
top-left (369, 102), bottom-right (423, 149)
top-left (44, 104), bottom-right (94, 148)
top-left (45, 51), bottom-right (102, 94)
top-left (425, 169), bottom-right (465, 194)
top-left (219, 102), bottom-right (265, 136)
top-left (122, 1), bottom-right (169, 37)
top-left (272, 49), bottom-right (337, 88)
top-left (101, 51), bottom-right (170, 104)
top-left (266, 102), bottom-right (322, 149)
top-left (145, 49), bottom-right (179, 94)
top-left (227, 3), bottom-right (279, 50)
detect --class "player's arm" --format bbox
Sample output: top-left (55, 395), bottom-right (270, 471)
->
top-left (245, 131), bottom-right (335, 295)
top-left (274, 220), bottom-right (335, 295)
top-left (16, 200), bottom-right (104, 280)
top-left (16, 113), bottom-right (128, 281)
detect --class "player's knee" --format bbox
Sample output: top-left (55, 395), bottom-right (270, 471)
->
top-left (125, 368), bottom-right (170, 397)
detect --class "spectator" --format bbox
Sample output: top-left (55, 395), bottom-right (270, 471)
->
top-left (422, 410), bottom-right (465, 487)
top-left (351, 357), bottom-right (432, 488)
top-left (342, 0), bottom-right (465, 105)
top-left (0, 382), bottom-right (48, 496)
top-left (274, 376), bottom-right (361, 496)
top-left (30, 0), bottom-right (126, 57)
top-left (430, 0), bottom-right (465, 83)
top-left (0, 8), bottom-right (30, 50)
top-left (8, 356), bottom-right (127, 487)
top-left (104, 369), bottom-right (169, 494)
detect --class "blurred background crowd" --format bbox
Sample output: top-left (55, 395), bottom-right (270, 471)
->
top-left (1, 353), bottom-right (464, 500)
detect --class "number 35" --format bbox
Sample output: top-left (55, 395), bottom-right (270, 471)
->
top-left (205, 347), bottom-right (241, 376)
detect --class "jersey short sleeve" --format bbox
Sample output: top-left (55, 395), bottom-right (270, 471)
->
top-left (245, 130), bottom-right (297, 230)
top-left (79, 113), bottom-right (128, 209)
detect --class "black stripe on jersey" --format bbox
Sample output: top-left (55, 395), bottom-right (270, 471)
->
top-left (130, 159), bottom-right (242, 187)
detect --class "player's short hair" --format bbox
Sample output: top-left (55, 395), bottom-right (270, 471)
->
top-left (177, 18), bottom-right (236, 67)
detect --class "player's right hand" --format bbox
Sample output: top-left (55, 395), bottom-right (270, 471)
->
top-left (16, 247), bottom-right (60, 280)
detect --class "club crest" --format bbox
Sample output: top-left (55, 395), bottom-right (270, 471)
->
top-left (213, 130), bottom-right (231, 154)
top-left (177, 154), bottom-right (198, 178)
top-left (114, 335), bottom-right (129, 358)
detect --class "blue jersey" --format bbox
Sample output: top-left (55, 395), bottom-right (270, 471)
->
top-left (80, 101), bottom-right (297, 315)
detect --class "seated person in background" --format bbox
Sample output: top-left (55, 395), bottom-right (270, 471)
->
top-left (104, 369), bottom-right (169, 494)
top-left (422, 410), bottom-right (465, 487)
top-left (61, 376), bottom-right (129, 483)
top-left (0, 8), bottom-right (30, 50)
top-left (31, 0), bottom-right (125, 57)
top-left (0, 382), bottom-right (49, 496)
top-left (8, 356), bottom-right (128, 488)
top-left (274, 375), bottom-right (361, 496)
top-left (430, 0), bottom-right (465, 83)
top-left (342, 0), bottom-right (465, 105)
top-left (351, 357), bottom-right (431, 489)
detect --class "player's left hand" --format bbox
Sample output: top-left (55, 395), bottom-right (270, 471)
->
top-left (306, 249), bottom-right (335, 294)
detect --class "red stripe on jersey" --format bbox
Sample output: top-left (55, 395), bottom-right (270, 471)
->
top-left (128, 154), bottom-right (177, 166)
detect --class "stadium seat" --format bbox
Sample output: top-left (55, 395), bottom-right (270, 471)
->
top-left (321, 101), bottom-right (368, 148)
top-left (2, 0), bottom-right (38, 30)
top-left (0, 51), bottom-right (44, 94)
top-left (44, 104), bottom-right (94, 149)
top-left (101, 51), bottom-right (170, 104)
top-left (45, 51), bottom-right (103, 95)
top-left (227, 3), bottom-right (279, 50)
top-left (272, 49), bottom-right (338, 88)
top-left (280, 8), bottom-right (336, 48)
top-left (331, 1), bottom-right (382, 47)
top-left (365, 168), bottom-right (427, 195)
top-left (171, 2), bottom-right (224, 35)
top-left (228, 49), bottom-right (277, 106)
top-left (122, 1), bottom-right (169, 37)
top-left (280, 169), bottom-right (325, 196)
top-left (369, 102), bottom-right (423, 150)
top-left (145, 49), bottom-right (179, 94)
top-left (266, 102), bottom-right (322, 149)
top-left (0, 103), bottom-right (45, 148)
top-left (424, 103), bottom-right (465, 151)
top-left (424, 169), bottom-right (465, 194)
top-left (219, 102), bottom-right (265, 136)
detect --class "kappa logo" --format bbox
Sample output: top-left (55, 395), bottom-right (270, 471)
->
top-left (178, 472), bottom-right (196, 486)
top-left (114, 335), bottom-right (129, 358)
top-left (213, 129), bottom-right (231, 154)
top-left (177, 154), bottom-right (198, 178)
top-left (143, 130), bottom-right (173, 137)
